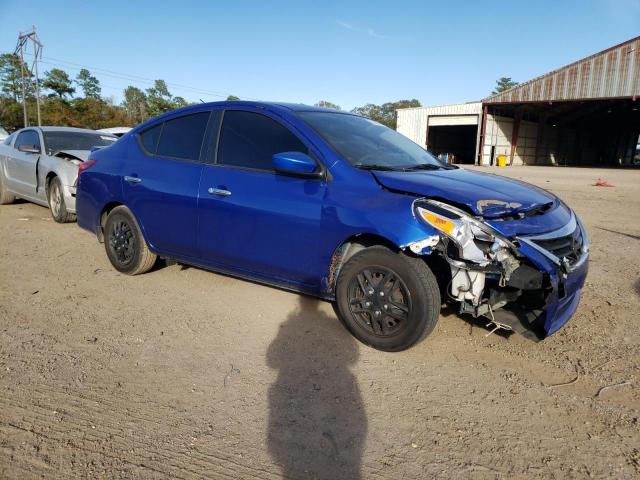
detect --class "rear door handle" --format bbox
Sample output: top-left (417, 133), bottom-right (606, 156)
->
top-left (208, 187), bottom-right (231, 196)
top-left (124, 176), bottom-right (142, 183)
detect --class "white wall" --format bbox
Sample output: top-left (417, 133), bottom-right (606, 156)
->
top-left (396, 108), bottom-right (428, 147)
top-left (397, 102), bottom-right (482, 148)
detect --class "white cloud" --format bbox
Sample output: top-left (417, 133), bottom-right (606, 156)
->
top-left (334, 19), bottom-right (388, 39)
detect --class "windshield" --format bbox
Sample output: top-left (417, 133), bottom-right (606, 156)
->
top-left (42, 131), bottom-right (117, 155)
top-left (297, 112), bottom-right (447, 170)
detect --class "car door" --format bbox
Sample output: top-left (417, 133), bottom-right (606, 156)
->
top-left (198, 109), bottom-right (326, 288)
top-left (123, 110), bottom-right (213, 257)
top-left (5, 129), bottom-right (41, 197)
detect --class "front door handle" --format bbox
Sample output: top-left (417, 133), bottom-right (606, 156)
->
top-left (124, 176), bottom-right (142, 184)
top-left (208, 187), bottom-right (231, 196)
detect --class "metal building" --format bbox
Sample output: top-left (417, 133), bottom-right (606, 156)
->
top-left (397, 35), bottom-right (640, 166)
top-left (396, 102), bottom-right (482, 164)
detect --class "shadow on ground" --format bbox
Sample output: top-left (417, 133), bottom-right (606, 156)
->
top-left (266, 297), bottom-right (367, 479)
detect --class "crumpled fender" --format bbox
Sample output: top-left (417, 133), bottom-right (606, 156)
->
top-left (319, 171), bottom-right (439, 295)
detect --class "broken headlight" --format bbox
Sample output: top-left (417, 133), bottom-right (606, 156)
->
top-left (414, 199), bottom-right (522, 306)
top-left (413, 199), bottom-right (517, 264)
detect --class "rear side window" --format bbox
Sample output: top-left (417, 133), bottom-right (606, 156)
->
top-left (218, 111), bottom-right (308, 171)
top-left (15, 130), bottom-right (40, 150)
top-left (156, 112), bottom-right (210, 161)
top-left (3, 133), bottom-right (15, 146)
top-left (139, 124), bottom-right (162, 154)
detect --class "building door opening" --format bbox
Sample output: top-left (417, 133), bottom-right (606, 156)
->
top-left (427, 124), bottom-right (478, 164)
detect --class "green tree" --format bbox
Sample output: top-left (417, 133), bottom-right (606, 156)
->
top-left (122, 86), bottom-right (147, 124)
top-left (314, 100), bottom-right (341, 110)
top-left (0, 96), bottom-right (27, 129)
top-left (351, 99), bottom-right (420, 129)
top-left (351, 103), bottom-right (383, 121)
top-left (75, 68), bottom-right (101, 98)
top-left (145, 79), bottom-right (175, 117)
top-left (173, 96), bottom-right (188, 108)
top-left (492, 77), bottom-right (518, 94)
top-left (226, 95), bottom-right (240, 101)
top-left (0, 53), bottom-right (33, 101)
top-left (42, 96), bottom-right (75, 126)
top-left (43, 68), bottom-right (75, 98)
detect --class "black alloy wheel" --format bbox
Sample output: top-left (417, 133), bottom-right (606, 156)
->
top-left (347, 266), bottom-right (411, 336)
top-left (108, 218), bottom-right (135, 265)
top-left (103, 206), bottom-right (157, 275)
top-left (336, 246), bottom-right (440, 351)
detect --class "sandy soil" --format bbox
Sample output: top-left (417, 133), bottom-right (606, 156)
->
top-left (1, 166), bottom-right (638, 479)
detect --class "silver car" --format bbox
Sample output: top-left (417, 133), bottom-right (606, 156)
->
top-left (0, 126), bottom-right (117, 222)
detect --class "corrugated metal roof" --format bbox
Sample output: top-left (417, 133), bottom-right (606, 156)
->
top-left (484, 36), bottom-right (640, 104)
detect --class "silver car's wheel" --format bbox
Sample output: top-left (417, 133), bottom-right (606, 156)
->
top-left (0, 169), bottom-right (16, 205)
top-left (47, 176), bottom-right (75, 223)
top-left (50, 181), bottom-right (62, 216)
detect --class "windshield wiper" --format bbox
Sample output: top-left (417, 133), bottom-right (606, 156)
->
top-left (403, 164), bottom-right (442, 171)
top-left (353, 164), bottom-right (400, 171)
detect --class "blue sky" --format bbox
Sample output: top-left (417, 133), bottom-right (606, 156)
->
top-left (1, 0), bottom-right (639, 110)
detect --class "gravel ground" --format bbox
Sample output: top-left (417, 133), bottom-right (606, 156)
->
top-left (1, 166), bottom-right (638, 479)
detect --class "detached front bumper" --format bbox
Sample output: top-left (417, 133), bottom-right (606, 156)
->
top-left (491, 214), bottom-right (589, 341)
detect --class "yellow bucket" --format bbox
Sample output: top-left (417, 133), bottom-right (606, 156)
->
top-left (497, 155), bottom-right (508, 167)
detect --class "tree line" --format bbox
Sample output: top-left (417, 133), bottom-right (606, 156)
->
top-left (10, 52), bottom-right (526, 132)
top-left (0, 53), bottom-right (193, 131)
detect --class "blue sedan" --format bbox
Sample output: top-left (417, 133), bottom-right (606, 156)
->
top-left (76, 102), bottom-right (588, 351)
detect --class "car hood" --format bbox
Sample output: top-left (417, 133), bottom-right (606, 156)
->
top-left (372, 167), bottom-right (557, 219)
top-left (54, 150), bottom-right (91, 162)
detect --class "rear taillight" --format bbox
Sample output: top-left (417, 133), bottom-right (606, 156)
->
top-left (78, 159), bottom-right (96, 176)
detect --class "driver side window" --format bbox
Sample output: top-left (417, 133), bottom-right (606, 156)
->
top-left (15, 130), bottom-right (41, 151)
top-left (217, 111), bottom-right (309, 171)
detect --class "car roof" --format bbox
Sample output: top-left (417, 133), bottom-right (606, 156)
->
top-left (130, 101), bottom-right (356, 133)
top-left (36, 126), bottom-right (108, 134)
top-left (185, 100), bottom-right (346, 113)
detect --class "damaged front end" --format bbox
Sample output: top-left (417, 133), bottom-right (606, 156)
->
top-left (410, 199), bottom-right (589, 341)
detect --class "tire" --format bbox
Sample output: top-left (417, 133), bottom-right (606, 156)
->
top-left (104, 205), bottom-right (157, 275)
top-left (335, 246), bottom-right (440, 352)
top-left (0, 169), bottom-right (15, 205)
top-left (48, 176), bottom-right (76, 223)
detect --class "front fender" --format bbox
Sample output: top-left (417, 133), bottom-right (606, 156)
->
top-left (319, 178), bottom-right (438, 296)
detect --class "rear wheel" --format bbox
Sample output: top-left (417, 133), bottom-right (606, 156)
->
top-left (0, 169), bottom-right (15, 205)
top-left (48, 176), bottom-right (75, 223)
top-left (336, 246), bottom-right (440, 351)
top-left (104, 206), bottom-right (157, 275)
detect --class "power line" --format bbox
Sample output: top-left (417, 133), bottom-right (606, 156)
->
top-left (24, 52), bottom-right (258, 101)
top-left (34, 59), bottom-right (219, 100)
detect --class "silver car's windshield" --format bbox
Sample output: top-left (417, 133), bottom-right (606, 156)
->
top-left (42, 131), bottom-right (117, 155)
top-left (297, 111), bottom-right (449, 171)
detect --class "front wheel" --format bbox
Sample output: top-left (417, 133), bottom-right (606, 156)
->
top-left (335, 246), bottom-right (440, 352)
top-left (104, 206), bottom-right (157, 275)
top-left (48, 176), bottom-right (75, 223)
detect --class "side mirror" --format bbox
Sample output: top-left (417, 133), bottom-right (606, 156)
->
top-left (272, 151), bottom-right (321, 178)
top-left (18, 144), bottom-right (40, 154)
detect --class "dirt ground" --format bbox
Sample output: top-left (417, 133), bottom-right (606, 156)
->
top-left (0, 166), bottom-right (638, 479)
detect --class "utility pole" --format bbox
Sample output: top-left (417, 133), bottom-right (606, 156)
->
top-left (14, 26), bottom-right (44, 127)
